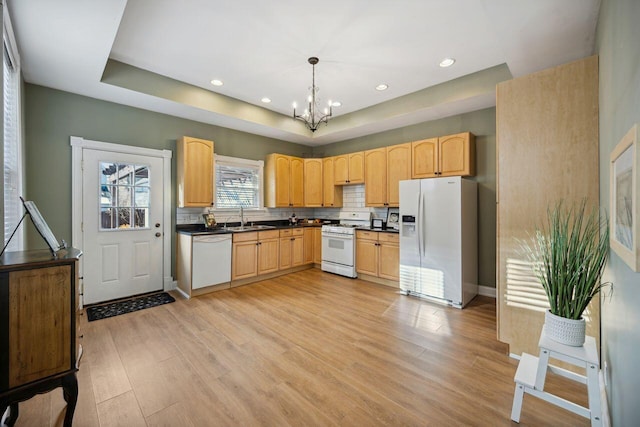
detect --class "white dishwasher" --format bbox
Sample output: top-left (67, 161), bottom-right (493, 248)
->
top-left (192, 234), bottom-right (232, 289)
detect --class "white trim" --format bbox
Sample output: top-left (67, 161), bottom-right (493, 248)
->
top-left (70, 136), bottom-right (173, 307)
top-left (478, 285), bottom-right (496, 298)
top-left (70, 136), bottom-right (172, 158)
top-left (3, 1), bottom-right (21, 68)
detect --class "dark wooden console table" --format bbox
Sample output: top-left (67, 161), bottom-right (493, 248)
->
top-left (0, 248), bottom-right (82, 427)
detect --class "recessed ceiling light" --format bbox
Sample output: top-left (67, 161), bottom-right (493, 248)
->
top-left (332, 101), bottom-right (342, 107)
top-left (210, 79), bottom-right (223, 86)
top-left (375, 84), bottom-right (388, 91)
top-left (261, 97), bottom-right (271, 103)
top-left (439, 58), bottom-right (456, 68)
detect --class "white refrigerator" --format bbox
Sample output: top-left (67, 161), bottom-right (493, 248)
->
top-left (399, 177), bottom-right (478, 308)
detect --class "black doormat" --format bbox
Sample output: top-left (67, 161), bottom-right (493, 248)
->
top-left (86, 292), bottom-right (175, 322)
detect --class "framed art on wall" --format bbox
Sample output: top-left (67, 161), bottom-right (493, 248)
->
top-left (610, 124), bottom-right (640, 271)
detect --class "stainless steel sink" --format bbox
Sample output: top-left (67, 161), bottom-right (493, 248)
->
top-left (226, 225), bottom-right (276, 232)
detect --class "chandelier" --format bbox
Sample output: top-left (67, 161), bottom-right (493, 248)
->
top-left (292, 57), bottom-right (332, 132)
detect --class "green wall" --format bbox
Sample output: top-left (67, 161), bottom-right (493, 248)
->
top-left (596, 0), bottom-right (640, 423)
top-left (314, 108), bottom-right (497, 288)
top-left (24, 84), bottom-right (496, 289)
top-left (23, 84), bottom-right (309, 268)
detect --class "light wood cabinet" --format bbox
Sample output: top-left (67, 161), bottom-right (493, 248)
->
top-left (265, 154), bottom-right (304, 208)
top-left (365, 143), bottom-right (411, 207)
top-left (322, 157), bottom-right (343, 207)
top-left (231, 232), bottom-right (259, 280)
top-left (304, 159), bottom-right (323, 207)
top-left (279, 228), bottom-right (304, 270)
top-left (356, 232), bottom-right (379, 276)
top-left (356, 230), bottom-right (399, 282)
top-left (364, 148), bottom-right (387, 206)
top-left (412, 133), bottom-right (475, 178)
top-left (177, 136), bottom-right (214, 207)
top-left (0, 249), bottom-right (82, 426)
top-left (257, 231), bottom-right (279, 275)
top-left (303, 228), bottom-right (315, 264)
top-left (386, 143), bottom-right (412, 206)
top-left (232, 230), bottom-right (280, 280)
top-left (496, 55), bottom-right (599, 358)
top-left (313, 227), bottom-right (322, 264)
top-left (377, 233), bottom-right (400, 281)
top-left (334, 152), bottom-right (364, 185)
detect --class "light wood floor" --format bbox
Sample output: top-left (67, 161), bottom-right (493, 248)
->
top-left (12, 269), bottom-right (589, 426)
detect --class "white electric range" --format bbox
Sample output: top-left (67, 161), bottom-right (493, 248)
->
top-left (321, 211), bottom-right (371, 278)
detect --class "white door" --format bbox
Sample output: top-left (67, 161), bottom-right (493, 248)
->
top-left (82, 149), bottom-right (164, 304)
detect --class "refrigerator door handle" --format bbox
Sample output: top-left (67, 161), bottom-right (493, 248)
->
top-left (417, 189), bottom-right (423, 258)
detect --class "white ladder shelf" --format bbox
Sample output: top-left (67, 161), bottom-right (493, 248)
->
top-left (511, 329), bottom-right (602, 426)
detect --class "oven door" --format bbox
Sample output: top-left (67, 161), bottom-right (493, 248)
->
top-left (322, 232), bottom-right (355, 266)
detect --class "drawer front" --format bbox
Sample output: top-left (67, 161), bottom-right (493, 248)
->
top-left (378, 232), bottom-right (399, 244)
top-left (279, 229), bottom-right (292, 237)
top-left (258, 230), bottom-right (279, 240)
top-left (292, 228), bottom-right (304, 236)
top-left (233, 232), bottom-right (258, 243)
top-left (356, 230), bottom-right (378, 241)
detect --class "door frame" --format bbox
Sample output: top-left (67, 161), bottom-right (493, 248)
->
top-left (70, 136), bottom-right (173, 307)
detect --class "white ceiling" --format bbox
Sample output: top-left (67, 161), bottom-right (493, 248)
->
top-left (8, 0), bottom-right (600, 146)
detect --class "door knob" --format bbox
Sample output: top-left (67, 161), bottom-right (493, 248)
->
top-left (155, 232), bottom-right (162, 237)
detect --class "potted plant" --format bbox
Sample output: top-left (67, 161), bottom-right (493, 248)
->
top-left (525, 200), bottom-right (611, 346)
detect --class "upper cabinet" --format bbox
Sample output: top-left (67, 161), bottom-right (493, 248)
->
top-left (412, 132), bottom-right (475, 178)
top-left (322, 157), bottom-right (343, 207)
top-left (303, 158), bottom-right (323, 207)
top-left (364, 148), bottom-right (387, 206)
top-left (334, 152), bottom-right (364, 185)
top-left (177, 136), bottom-right (214, 207)
top-left (386, 143), bottom-right (412, 206)
top-left (265, 153), bottom-right (304, 208)
top-left (365, 143), bottom-right (411, 207)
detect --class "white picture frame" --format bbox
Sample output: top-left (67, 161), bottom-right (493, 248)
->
top-left (386, 208), bottom-right (399, 230)
top-left (610, 124), bottom-right (640, 271)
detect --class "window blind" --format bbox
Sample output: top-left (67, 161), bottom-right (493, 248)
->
top-left (215, 155), bottom-right (263, 209)
top-left (3, 13), bottom-right (23, 251)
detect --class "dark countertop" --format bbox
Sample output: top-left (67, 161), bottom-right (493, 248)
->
top-left (176, 219), bottom-right (336, 236)
top-left (355, 226), bottom-right (399, 234)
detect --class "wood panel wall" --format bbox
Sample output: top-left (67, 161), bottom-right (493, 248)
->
top-left (496, 55), bottom-right (599, 356)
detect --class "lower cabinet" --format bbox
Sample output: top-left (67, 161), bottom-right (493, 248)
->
top-left (355, 230), bottom-right (399, 282)
top-left (279, 228), bottom-right (304, 270)
top-left (313, 227), bottom-right (322, 264)
top-left (232, 230), bottom-right (281, 280)
top-left (303, 228), bottom-right (315, 264)
top-left (231, 232), bottom-right (259, 280)
top-left (257, 231), bottom-right (280, 274)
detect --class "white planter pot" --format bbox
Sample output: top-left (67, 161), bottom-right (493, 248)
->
top-left (544, 310), bottom-right (586, 347)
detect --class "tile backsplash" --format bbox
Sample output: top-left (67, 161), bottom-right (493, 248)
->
top-left (176, 184), bottom-right (389, 225)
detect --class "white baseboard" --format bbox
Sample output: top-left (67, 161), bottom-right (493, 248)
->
top-left (164, 277), bottom-right (176, 291)
top-left (478, 285), bottom-right (496, 298)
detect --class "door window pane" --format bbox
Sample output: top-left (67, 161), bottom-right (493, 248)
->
top-left (99, 162), bottom-right (150, 230)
